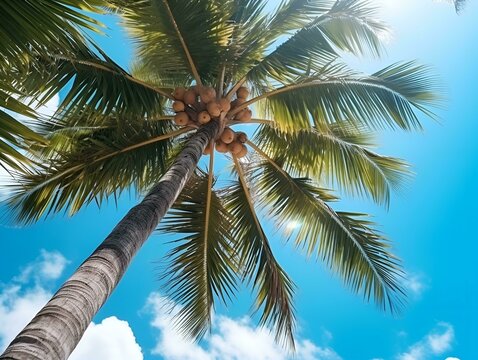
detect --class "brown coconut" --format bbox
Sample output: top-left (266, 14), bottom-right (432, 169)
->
top-left (236, 144), bottom-right (248, 158)
top-left (228, 141), bottom-right (243, 155)
top-left (191, 84), bottom-right (202, 95)
top-left (220, 127), bottom-right (235, 144)
top-left (200, 87), bottom-right (216, 103)
top-left (215, 140), bottom-right (229, 153)
top-left (231, 97), bottom-right (246, 109)
top-left (237, 86), bottom-right (249, 99)
top-left (198, 111), bottom-right (211, 124)
top-left (207, 101), bottom-right (221, 117)
top-left (236, 132), bottom-right (248, 143)
top-left (183, 90), bottom-right (197, 105)
top-left (236, 108), bottom-right (252, 122)
top-left (219, 98), bottom-right (231, 112)
top-left (172, 101), bottom-right (185, 112)
top-left (173, 87), bottom-right (186, 100)
top-left (174, 112), bottom-right (189, 126)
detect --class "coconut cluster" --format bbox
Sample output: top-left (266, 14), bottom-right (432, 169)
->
top-left (172, 85), bottom-right (251, 158)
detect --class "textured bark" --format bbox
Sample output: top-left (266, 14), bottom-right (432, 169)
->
top-left (0, 120), bottom-right (221, 360)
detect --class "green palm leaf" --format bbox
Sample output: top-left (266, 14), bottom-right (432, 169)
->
top-left (0, 0), bottom-right (103, 169)
top-left (223, 156), bottom-right (296, 348)
top-left (254, 123), bottom-right (410, 206)
top-left (243, 61), bottom-right (439, 132)
top-left (245, 0), bottom-right (386, 86)
top-left (20, 45), bottom-right (170, 123)
top-left (249, 144), bottom-right (405, 312)
top-left (7, 118), bottom-right (185, 222)
top-left (120, 0), bottom-right (234, 84)
top-left (159, 168), bottom-right (237, 339)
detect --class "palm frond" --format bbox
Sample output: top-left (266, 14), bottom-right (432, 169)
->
top-left (223, 156), bottom-right (296, 348)
top-left (120, 0), bottom-right (234, 84)
top-left (318, 0), bottom-right (388, 57)
top-left (254, 123), bottom-right (410, 206)
top-left (0, 0), bottom-right (103, 71)
top-left (18, 44), bottom-right (171, 123)
top-left (239, 61), bottom-right (439, 132)
top-left (0, 83), bottom-right (46, 169)
top-left (0, 0), bottom-right (103, 168)
top-left (159, 169), bottom-right (237, 339)
top-left (249, 143), bottom-right (405, 312)
top-left (244, 0), bottom-right (386, 86)
top-left (6, 119), bottom-right (186, 223)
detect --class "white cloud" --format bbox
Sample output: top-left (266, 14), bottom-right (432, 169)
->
top-left (147, 292), bottom-right (341, 360)
top-left (396, 323), bottom-right (456, 360)
top-left (401, 272), bottom-right (428, 298)
top-left (0, 250), bottom-right (142, 360)
top-left (15, 249), bottom-right (69, 283)
top-left (427, 323), bottom-right (454, 354)
top-left (70, 317), bottom-right (143, 360)
top-left (445, 357), bottom-right (461, 360)
top-left (0, 284), bottom-right (51, 350)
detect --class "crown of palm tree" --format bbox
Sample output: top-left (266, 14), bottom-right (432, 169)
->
top-left (5, 0), bottom-right (440, 348)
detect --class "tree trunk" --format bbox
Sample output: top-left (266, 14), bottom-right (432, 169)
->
top-left (0, 120), bottom-right (221, 360)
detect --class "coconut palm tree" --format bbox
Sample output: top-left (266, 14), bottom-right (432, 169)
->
top-left (0, 1), bottom-right (106, 170)
top-left (1, 0), bottom-right (439, 359)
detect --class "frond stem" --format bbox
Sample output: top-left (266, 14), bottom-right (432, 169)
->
top-left (162, 0), bottom-right (203, 86)
top-left (51, 54), bottom-right (174, 99)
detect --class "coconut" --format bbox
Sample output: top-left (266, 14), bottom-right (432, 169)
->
top-left (237, 108), bottom-right (252, 122)
top-left (174, 112), bottom-right (189, 126)
top-left (207, 101), bottom-right (221, 117)
top-left (236, 144), bottom-right (248, 158)
top-left (200, 87), bottom-right (216, 103)
top-left (215, 140), bottom-right (229, 153)
top-left (231, 97), bottom-right (246, 109)
top-left (172, 101), bottom-right (185, 112)
top-left (228, 140), bottom-right (243, 155)
top-left (198, 111), bottom-right (211, 124)
top-left (219, 98), bottom-right (231, 112)
top-left (183, 90), bottom-right (197, 105)
top-left (220, 127), bottom-right (235, 144)
top-left (173, 87), bottom-right (186, 100)
top-left (191, 84), bottom-right (202, 95)
top-left (236, 132), bottom-right (248, 143)
top-left (237, 86), bottom-right (249, 99)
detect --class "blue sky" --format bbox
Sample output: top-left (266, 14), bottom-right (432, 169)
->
top-left (1, 1), bottom-right (477, 359)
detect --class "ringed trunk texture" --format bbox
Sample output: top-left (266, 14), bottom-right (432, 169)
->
top-left (0, 120), bottom-right (221, 360)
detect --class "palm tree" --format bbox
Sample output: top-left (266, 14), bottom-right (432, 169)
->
top-left (1, 0), bottom-right (439, 359)
top-left (0, 1), bottom-right (106, 171)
